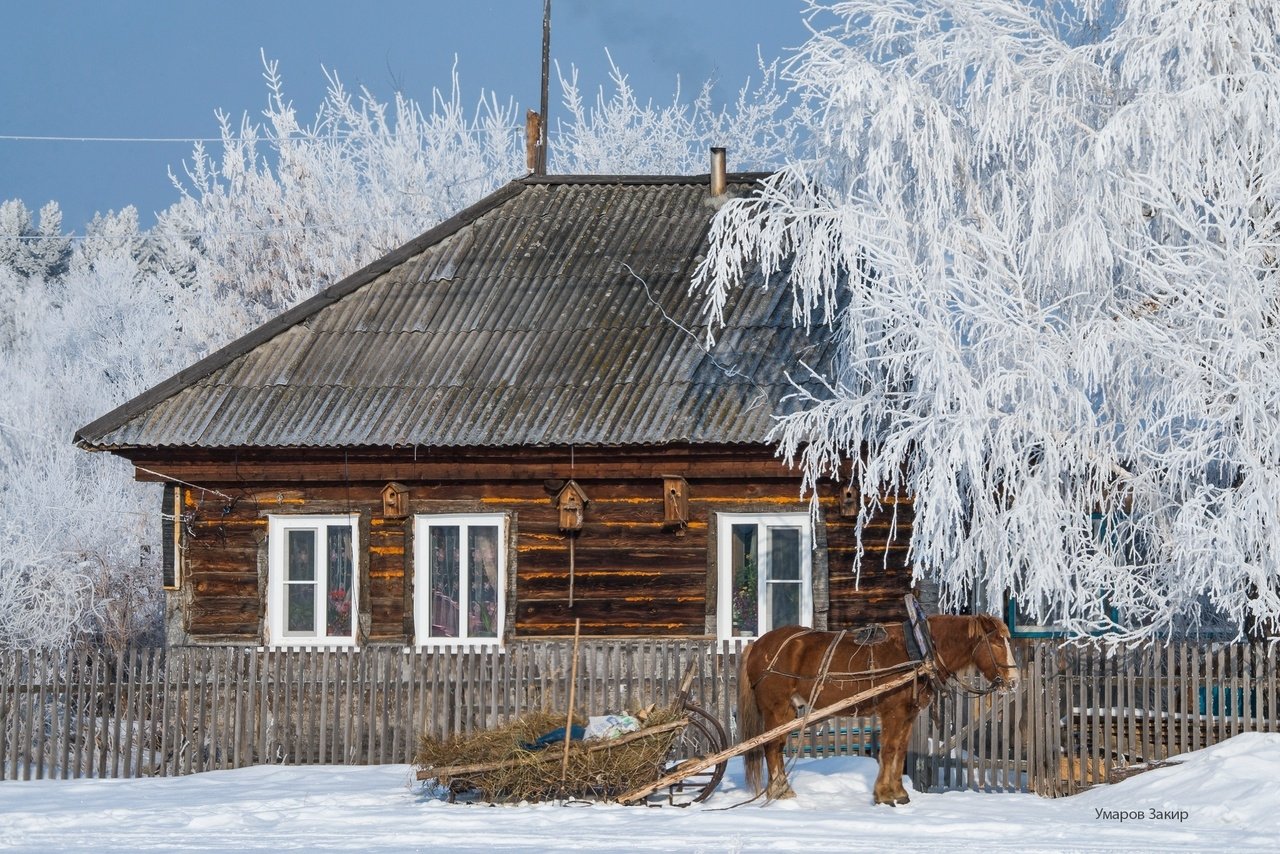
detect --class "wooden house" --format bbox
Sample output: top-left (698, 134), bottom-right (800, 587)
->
top-left (75, 173), bottom-right (915, 648)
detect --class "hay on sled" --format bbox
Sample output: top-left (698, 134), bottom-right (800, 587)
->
top-left (415, 706), bottom-right (685, 803)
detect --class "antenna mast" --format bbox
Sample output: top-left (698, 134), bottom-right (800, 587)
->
top-left (538, 0), bottom-right (551, 175)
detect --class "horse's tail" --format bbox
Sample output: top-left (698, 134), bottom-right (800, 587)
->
top-left (737, 645), bottom-right (766, 795)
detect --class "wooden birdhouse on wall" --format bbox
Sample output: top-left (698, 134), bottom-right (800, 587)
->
top-left (663, 475), bottom-right (689, 527)
top-left (839, 483), bottom-right (858, 518)
top-left (381, 482), bottom-right (409, 517)
top-left (556, 480), bottom-right (588, 532)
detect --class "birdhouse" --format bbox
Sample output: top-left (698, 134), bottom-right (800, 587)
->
top-left (839, 483), bottom-right (858, 518)
top-left (662, 475), bottom-right (689, 527)
top-left (381, 482), bottom-right (410, 518)
top-left (555, 480), bottom-right (588, 532)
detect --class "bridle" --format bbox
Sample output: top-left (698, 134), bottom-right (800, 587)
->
top-left (935, 623), bottom-right (1018, 697)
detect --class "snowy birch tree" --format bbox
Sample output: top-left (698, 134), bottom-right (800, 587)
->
top-left (551, 52), bottom-right (798, 175)
top-left (700, 0), bottom-right (1280, 639)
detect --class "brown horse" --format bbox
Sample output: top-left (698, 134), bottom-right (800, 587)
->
top-left (737, 615), bottom-right (1019, 805)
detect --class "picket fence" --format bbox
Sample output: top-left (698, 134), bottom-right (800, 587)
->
top-left (2, 639), bottom-right (1277, 797)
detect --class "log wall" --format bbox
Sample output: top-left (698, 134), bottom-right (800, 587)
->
top-left (139, 447), bottom-right (914, 643)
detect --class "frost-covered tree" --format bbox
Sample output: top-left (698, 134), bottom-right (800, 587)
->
top-left (551, 52), bottom-right (799, 174)
top-left (0, 199), bottom-right (71, 280)
top-left (700, 0), bottom-right (1280, 639)
top-left (161, 56), bottom-right (523, 321)
top-left (0, 208), bottom-right (183, 647)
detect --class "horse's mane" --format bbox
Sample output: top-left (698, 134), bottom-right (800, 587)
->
top-left (968, 613), bottom-right (1003, 640)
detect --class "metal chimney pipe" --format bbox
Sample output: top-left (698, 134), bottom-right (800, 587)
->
top-left (710, 147), bottom-right (727, 196)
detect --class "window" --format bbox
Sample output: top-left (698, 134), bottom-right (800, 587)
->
top-left (267, 515), bottom-right (359, 646)
top-left (716, 513), bottom-right (813, 641)
top-left (414, 514), bottom-right (506, 644)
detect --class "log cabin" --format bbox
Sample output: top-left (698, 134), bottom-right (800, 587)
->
top-left (75, 170), bottom-right (916, 648)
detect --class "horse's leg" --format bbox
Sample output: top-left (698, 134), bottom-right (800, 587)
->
top-left (873, 698), bottom-right (914, 806)
top-left (760, 698), bottom-right (797, 800)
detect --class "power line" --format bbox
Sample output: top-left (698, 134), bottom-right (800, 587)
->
top-left (0, 128), bottom-right (525, 143)
top-left (0, 135), bottom-right (232, 143)
top-left (8, 215), bottom-right (436, 241)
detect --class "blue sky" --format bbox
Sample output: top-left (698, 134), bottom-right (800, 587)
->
top-left (0, 1), bottom-right (809, 231)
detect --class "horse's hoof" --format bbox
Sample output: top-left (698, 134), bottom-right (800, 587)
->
top-left (873, 795), bottom-right (896, 806)
top-left (894, 794), bottom-right (910, 805)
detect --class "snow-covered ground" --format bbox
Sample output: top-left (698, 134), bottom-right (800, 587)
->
top-left (2, 733), bottom-right (1277, 853)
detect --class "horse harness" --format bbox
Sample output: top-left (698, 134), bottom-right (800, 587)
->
top-left (752, 625), bottom-right (936, 692)
top-left (752, 611), bottom-right (1013, 698)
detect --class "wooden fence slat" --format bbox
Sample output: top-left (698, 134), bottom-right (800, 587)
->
top-left (1182, 640), bottom-right (1193, 755)
top-left (351, 647), bottom-right (364, 764)
top-left (257, 649), bottom-right (272, 766)
top-left (158, 649), bottom-right (173, 778)
top-left (3, 650), bottom-right (15, 781)
top-left (14, 648), bottom-right (26, 781)
top-left (31, 649), bottom-right (47, 780)
top-left (1127, 644), bottom-right (1140, 766)
top-left (1269, 642), bottom-right (1278, 734)
top-left (390, 649), bottom-right (403, 765)
top-left (380, 648), bottom-right (392, 764)
top-left (118, 648), bottom-right (133, 778)
top-left (229, 648), bottom-right (242, 770)
top-left (1027, 642), bottom-right (1042, 795)
top-left (138, 649), bottom-right (152, 777)
top-left (55, 650), bottom-right (70, 780)
top-left (211, 646), bottom-right (224, 771)
top-left (21, 649), bottom-right (34, 781)
top-left (51, 648), bottom-right (66, 780)
top-left (1232, 643), bottom-right (1243, 738)
top-left (0, 650), bottom-right (8, 781)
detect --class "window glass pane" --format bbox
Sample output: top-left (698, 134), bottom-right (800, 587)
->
top-left (287, 583), bottom-right (315, 633)
top-left (288, 530), bottom-right (315, 581)
top-left (429, 526), bottom-right (461, 637)
top-left (731, 524), bottom-right (758, 636)
top-left (770, 527), bottom-right (801, 580)
top-left (770, 582), bottom-right (801, 628)
top-left (326, 526), bottom-right (354, 637)
top-left (468, 526), bottom-right (500, 638)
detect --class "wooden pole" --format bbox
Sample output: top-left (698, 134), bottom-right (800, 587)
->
top-left (616, 665), bottom-right (928, 805)
top-left (561, 618), bottom-right (581, 781)
top-left (537, 0), bottom-right (551, 175)
top-left (568, 535), bottom-right (575, 606)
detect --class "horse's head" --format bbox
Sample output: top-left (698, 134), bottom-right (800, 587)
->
top-left (970, 614), bottom-right (1020, 692)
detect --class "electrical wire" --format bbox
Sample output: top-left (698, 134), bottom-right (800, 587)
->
top-left (0, 128), bottom-right (524, 143)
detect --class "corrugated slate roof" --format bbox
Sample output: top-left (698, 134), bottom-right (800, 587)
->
top-left (76, 174), bottom-right (833, 451)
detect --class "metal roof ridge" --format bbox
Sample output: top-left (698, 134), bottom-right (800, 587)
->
top-left (519, 172), bottom-right (772, 186)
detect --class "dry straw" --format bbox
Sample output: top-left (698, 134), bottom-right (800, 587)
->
top-left (415, 705), bottom-right (685, 803)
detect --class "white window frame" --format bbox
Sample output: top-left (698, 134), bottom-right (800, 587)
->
top-left (266, 514), bottom-right (360, 648)
top-left (716, 513), bottom-right (813, 642)
top-left (414, 514), bottom-right (507, 647)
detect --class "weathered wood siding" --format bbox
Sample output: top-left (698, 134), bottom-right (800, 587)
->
top-left (827, 495), bottom-right (916, 628)
top-left (142, 447), bottom-right (913, 642)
